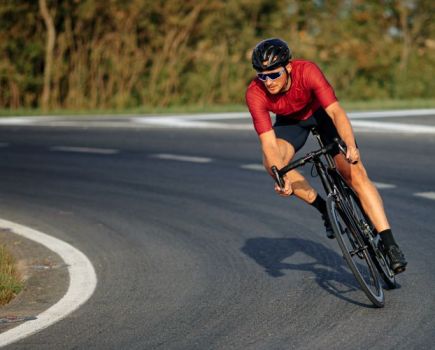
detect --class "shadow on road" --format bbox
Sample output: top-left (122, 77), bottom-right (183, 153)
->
top-left (241, 237), bottom-right (376, 307)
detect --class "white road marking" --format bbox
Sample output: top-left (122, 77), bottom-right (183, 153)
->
top-left (50, 146), bottom-right (119, 155)
top-left (240, 164), bottom-right (264, 171)
top-left (135, 109), bottom-right (435, 122)
top-left (2, 109), bottom-right (435, 133)
top-left (351, 121), bottom-right (435, 134)
top-left (349, 109), bottom-right (435, 119)
top-left (156, 112), bottom-right (249, 121)
top-left (0, 218), bottom-right (97, 347)
top-left (238, 164), bottom-right (397, 189)
top-left (241, 165), bottom-right (395, 189)
top-left (151, 153), bottom-right (212, 163)
top-left (134, 116), bottom-right (250, 130)
top-left (414, 192), bottom-right (435, 200)
top-left (137, 118), bottom-right (435, 133)
top-left (373, 182), bottom-right (397, 189)
top-left (132, 110), bottom-right (435, 134)
top-left (0, 117), bottom-right (36, 125)
top-left (133, 113), bottom-right (248, 124)
top-left (139, 118), bottom-right (435, 134)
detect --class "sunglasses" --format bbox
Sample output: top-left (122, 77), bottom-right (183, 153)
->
top-left (257, 68), bottom-right (285, 81)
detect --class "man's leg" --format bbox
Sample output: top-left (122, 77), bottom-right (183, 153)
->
top-left (334, 155), bottom-right (388, 231)
top-left (334, 154), bottom-right (407, 273)
top-left (263, 138), bottom-right (317, 202)
top-left (263, 138), bottom-right (334, 237)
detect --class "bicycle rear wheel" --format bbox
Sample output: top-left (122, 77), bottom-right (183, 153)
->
top-left (327, 194), bottom-right (384, 307)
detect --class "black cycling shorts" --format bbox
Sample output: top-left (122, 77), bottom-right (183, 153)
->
top-left (273, 108), bottom-right (341, 156)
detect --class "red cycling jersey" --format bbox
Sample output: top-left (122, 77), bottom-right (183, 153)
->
top-left (245, 59), bottom-right (338, 135)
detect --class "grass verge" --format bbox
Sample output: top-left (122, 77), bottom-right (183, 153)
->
top-left (0, 99), bottom-right (434, 117)
top-left (0, 244), bottom-right (23, 305)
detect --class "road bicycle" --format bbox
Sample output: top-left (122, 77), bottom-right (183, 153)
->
top-left (271, 127), bottom-right (397, 307)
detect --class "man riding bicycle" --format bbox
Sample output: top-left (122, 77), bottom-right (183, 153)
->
top-left (245, 38), bottom-right (407, 274)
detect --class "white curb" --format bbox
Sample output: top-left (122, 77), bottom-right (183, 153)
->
top-left (0, 219), bottom-right (97, 347)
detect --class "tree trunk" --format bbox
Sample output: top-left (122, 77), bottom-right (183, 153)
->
top-left (39, 0), bottom-right (56, 110)
top-left (398, 3), bottom-right (410, 72)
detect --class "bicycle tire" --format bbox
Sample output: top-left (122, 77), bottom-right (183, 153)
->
top-left (345, 186), bottom-right (397, 289)
top-left (327, 194), bottom-right (385, 307)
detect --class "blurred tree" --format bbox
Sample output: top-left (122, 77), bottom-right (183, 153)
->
top-left (0, 0), bottom-right (433, 110)
top-left (39, 0), bottom-right (56, 110)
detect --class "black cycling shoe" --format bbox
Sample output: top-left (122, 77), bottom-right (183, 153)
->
top-left (321, 213), bottom-right (334, 239)
top-left (385, 245), bottom-right (407, 274)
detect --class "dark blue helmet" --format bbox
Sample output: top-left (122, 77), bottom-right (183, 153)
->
top-left (252, 38), bottom-right (292, 72)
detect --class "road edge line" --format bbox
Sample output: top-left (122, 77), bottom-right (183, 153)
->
top-left (0, 218), bottom-right (97, 348)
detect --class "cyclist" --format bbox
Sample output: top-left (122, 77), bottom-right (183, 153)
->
top-left (245, 38), bottom-right (407, 274)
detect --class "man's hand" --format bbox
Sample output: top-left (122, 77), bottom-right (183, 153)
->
top-left (346, 145), bottom-right (360, 164)
top-left (274, 174), bottom-right (293, 196)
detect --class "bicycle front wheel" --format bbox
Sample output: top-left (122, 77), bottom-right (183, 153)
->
top-left (327, 195), bottom-right (384, 307)
top-left (345, 188), bottom-right (397, 289)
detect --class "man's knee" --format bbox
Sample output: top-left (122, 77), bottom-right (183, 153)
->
top-left (277, 139), bottom-right (295, 163)
top-left (344, 163), bottom-right (370, 189)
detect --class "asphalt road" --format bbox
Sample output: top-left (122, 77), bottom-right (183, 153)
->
top-left (0, 120), bottom-right (434, 349)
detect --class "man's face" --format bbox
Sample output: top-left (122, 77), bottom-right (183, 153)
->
top-left (257, 65), bottom-right (289, 94)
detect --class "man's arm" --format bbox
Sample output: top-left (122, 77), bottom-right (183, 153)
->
top-left (259, 130), bottom-right (292, 195)
top-left (325, 101), bottom-right (360, 163)
top-left (305, 63), bottom-right (359, 163)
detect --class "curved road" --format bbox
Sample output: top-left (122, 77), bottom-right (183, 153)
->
top-left (0, 118), bottom-right (434, 349)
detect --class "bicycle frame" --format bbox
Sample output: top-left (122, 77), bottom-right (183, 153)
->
top-left (310, 127), bottom-right (336, 195)
top-left (272, 128), bottom-right (396, 305)
top-left (274, 127), bottom-right (373, 245)
top-left (275, 127), bottom-right (370, 256)
top-left (309, 129), bottom-right (367, 248)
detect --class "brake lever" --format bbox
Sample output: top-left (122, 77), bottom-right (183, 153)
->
top-left (334, 137), bottom-right (359, 164)
top-left (334, 138), bottom-right (347, 155)
top-left (271, 166), bottom-right (285, 190)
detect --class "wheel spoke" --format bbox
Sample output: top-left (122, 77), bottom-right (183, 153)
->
top-left (344, 186), bottom-right (398, 290)
top-left (327, 191), bottom-right (385, 307)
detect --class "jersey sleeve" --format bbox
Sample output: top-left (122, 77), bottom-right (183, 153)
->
top-left (245, 83), bottom-right (272, 135)
top-left (305, 62), bottom-right (337, 109)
